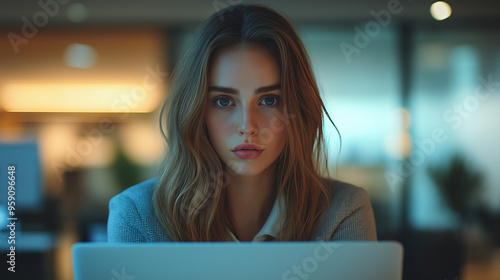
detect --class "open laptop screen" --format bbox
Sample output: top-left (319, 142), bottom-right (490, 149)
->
top-left (72, 241), bottom-right (403, 280)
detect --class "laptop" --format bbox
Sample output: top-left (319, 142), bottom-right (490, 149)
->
top-left (72, 241), bottom-right (403, 280)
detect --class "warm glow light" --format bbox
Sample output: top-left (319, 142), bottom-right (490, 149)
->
top-left (392, 107), bottom-right (411, 130)
top-left (430, 1), bottom-right (452, 21)
top-left (0, 83), bottom-right (163, 113)
top-left (384, 108), bottom-right (412, 158)
top-left (385, 131), bottom-right (412, 159)
top-left (119, 121), bottom-right (163, 165)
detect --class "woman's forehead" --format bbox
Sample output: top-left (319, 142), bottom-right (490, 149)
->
top-left (208, 43), bottom-right (280, 87)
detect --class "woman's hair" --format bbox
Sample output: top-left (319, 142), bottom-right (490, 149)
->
top-left (153, 4), bottom-right (339, 241)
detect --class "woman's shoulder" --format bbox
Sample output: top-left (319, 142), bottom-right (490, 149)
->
top-left (108, 177), bottom-right (171, 242)
top-left (111, 177), bottom-right (157, 205)
top-left (321, 177), bottom-right (370, 204)
top-left (314, 177), bottom-right (377, 241)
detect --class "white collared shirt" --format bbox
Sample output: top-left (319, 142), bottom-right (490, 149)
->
top-left (228, 195), bottom-right (284, 242)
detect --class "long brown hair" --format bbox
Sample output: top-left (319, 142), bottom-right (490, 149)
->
top-left (153, 4), bottom-right (339, 241)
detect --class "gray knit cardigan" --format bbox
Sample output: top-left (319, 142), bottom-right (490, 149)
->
top-left (107, 177), bottom-right (377, 242)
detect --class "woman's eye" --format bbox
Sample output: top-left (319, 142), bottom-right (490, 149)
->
top-left (261, 96), bottom-right (279, 107)
top-left (213, 97), bottom-right (233, 108)
top-left (212, 95), bottom-right (279, 109)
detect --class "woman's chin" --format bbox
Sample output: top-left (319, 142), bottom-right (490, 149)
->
top-left (224, 163), bottom-right (264, 177)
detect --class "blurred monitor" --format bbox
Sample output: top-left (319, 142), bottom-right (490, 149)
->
top-left (0, 142), bottom-right (43, 214)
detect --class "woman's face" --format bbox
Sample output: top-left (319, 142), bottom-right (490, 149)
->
top-left (205, 43), bottom-right (287, 177)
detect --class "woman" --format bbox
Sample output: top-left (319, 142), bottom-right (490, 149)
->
top-left (107, 4), bottom-right (377, 242)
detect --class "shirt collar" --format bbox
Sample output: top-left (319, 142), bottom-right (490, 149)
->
top-left (228, 194), bottom-right (284, 242)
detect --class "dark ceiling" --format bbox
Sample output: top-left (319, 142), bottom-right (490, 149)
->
top-left (1, 0), bottom-right (499, 27)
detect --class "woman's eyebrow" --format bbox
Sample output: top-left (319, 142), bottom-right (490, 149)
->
top-left (208, 84), bottom-right (281, 95)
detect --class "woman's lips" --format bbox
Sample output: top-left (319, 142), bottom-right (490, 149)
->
top-left (232, 149), bottom-right (263, 159)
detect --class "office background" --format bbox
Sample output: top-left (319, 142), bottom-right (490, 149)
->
top-left (0, 0), bottom-right (499, 279)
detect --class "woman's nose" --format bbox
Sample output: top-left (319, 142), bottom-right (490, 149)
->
top-left (238, 105), bottom-right (258, 136)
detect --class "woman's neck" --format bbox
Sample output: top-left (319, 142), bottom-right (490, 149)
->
top-left (225, 166), bottom-right (277, 241)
